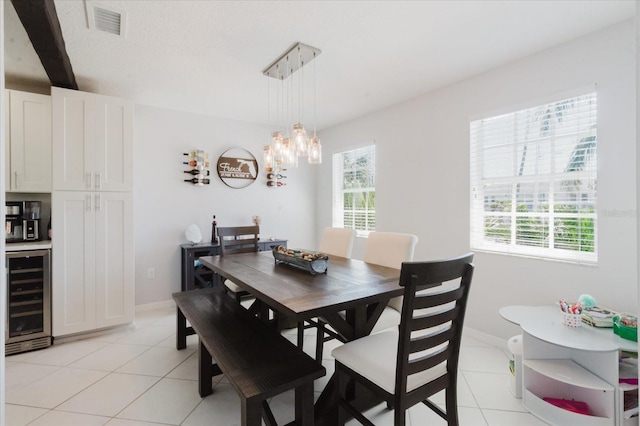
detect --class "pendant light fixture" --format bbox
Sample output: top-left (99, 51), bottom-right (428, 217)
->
top-left (263, 42), bottom-right (322, 176)
top-left (307, 51), bottom-right (322, 164)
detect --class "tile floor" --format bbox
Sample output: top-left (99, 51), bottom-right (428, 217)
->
top-left (4, 305), bottom-right (549, 426)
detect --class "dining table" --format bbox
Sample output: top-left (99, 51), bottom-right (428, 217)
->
top-left (197, 250), bottom-right (403, 425)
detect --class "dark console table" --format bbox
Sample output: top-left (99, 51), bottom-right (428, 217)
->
top-left (180, 239), bottom-right (287, 291)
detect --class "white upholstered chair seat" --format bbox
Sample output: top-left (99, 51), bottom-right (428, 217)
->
top-left (223, 279), bottom-right (243, 293)
top-left (331, 328), bottom-right (447, 394)
top-left (370, 305), bottom-right (401, 334)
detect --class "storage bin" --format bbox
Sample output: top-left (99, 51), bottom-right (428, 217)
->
top-left (508, 334), bottom-right (523, 398)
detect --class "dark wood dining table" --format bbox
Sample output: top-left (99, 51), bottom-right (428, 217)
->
top-left (198, 251), bottom-right (403, 425)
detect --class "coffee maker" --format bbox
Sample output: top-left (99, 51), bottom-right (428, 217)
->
top-left (23, 201), bottom-right (41, 241)
top-left (5, 201), bottom-right (41, 242)
top-left (5, 202), bottom-right (24, 242)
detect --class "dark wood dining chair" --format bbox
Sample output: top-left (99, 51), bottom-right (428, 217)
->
top-left (218, 225), bottom-right (260, 302)
top-left (332, 252), bottom-right (475, 426)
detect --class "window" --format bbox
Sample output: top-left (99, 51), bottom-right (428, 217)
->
top-left (333, 145), bottom-right (376, 236)
top-left (470, 92), bottom-right (597, 263)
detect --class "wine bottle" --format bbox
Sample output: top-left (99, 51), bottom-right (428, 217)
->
top-left (211, 215), bottom-right (218, 243)
top-left (267, 181), bottom-right (287, 187)
top-left (184, 169), bottom-right (210, 176)
top-left (184, 178), bottom-right (211, 184)
top-left (183, 151), bottom-right (208, 159)
top-left (183, 160), bottom-right (210, 167)
top-left (267, 173), bottom-right (286, 179)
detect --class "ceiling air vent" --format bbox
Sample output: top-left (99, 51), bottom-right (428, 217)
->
top-left (86, 1), bottom-right (126, 37)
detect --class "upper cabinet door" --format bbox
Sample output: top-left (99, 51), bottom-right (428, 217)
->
top-left (7, 90), bottom-right (52, 192)
top-left (52, 87), bottom-right (133, 192)
top-left (94, 95), bottom-right (133, 192)
top-left (52, 87), bottom-right (95, 191)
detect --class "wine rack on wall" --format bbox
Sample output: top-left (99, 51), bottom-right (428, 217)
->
top-left (183, 150), bottom-right (210, 186)
top-left (266, 166), bottom-right (287, 188)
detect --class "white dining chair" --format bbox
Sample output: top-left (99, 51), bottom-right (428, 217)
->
top-left (299, 227), bottom-right (357, 358)
top-left (314, 231), bottom-right (418, 361)
top-left (364, 231), bottom-right (419, 333)
top-left (318, 227), bottom-right (356, 258)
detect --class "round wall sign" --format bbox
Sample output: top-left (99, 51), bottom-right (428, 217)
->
top-left (216, 148), bottom-right (259, 189)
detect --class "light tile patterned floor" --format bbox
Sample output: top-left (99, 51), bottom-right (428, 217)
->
top-left (4, 305), bottom-right (548, 425)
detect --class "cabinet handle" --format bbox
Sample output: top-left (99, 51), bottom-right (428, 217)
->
top-left (14, 172), bottom-right (18, 189)
top-left (87, 194), bottom-right (92, 211)
top-left (86, 172), bottom-right (92, 189)
top-left (96, 194), bottom-right (101, 211)
top-left (96, 173), bottom-right (101, 190)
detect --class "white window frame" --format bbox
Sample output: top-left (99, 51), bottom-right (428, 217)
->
top-left (332, 145), bottom-right (376, 237)
top-left (470, 92), bottom-right (597, 264)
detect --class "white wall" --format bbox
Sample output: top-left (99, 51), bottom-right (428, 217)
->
top-left (317, 20), bottom-right (637, 340)
top-left (134, 105), bottom-right (316, 305)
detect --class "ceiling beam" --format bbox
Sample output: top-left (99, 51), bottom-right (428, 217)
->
top-left (11, 0), bottom-right (78, 90)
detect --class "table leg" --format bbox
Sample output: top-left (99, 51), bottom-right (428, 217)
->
top-left (176, 307), bottom-right (187, 350)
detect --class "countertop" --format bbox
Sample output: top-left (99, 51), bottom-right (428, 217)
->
top-left (6, 241), bottom-right (52, 252)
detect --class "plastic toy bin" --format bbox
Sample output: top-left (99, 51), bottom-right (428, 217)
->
top-left (508, 334), bottom-right (523, 398)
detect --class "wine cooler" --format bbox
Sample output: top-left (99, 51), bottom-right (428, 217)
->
top-left (5, 249), bottom-right (52, 355)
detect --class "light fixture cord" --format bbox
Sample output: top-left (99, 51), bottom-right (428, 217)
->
top-left (313, 52), bottom-right (317, 137)
top-left (298, 46), bottom-right (303, 123)
top-left (276, 65), bottom-right (281, 133)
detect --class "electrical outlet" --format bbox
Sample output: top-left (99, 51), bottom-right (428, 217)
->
top-left (147, 268), bottom-right (156, 279)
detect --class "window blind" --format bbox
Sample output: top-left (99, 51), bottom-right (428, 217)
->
top-left (470, 92), bottom-right (597, 263)
top-left (332, 145), bottom-right (376, 235)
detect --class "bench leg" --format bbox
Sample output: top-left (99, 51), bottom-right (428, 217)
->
top-left (241, 398), bottom-right (262, 426)
top-left (177, 307), bottom-right (187, 350)
top-left (295, 382), bottom-right (315, 426)
top-left (198, 339), bottom-right (213, 397)
top-left (261, 401), bottom-right (277, 426)
top-left (297, 321), bottom-right (304, 349)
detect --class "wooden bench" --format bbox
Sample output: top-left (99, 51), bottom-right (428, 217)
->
top-left (173, 287), bottom-right (325, 426)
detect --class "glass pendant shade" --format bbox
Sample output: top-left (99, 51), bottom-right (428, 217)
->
top-left (293, 123), bottom-right (308, 156)
top-left (282, 138), bottom-right (298, 168)
top-left (263, 144), bottom-right (274, 168)
top-left (271, 131), bottom-right (284, 162)
top-left (308, 136), bottom-right (322, 164)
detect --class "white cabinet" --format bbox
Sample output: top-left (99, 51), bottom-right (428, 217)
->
top-left (51, 87), bottom-right (134, 337)
top-left (5, 90), bottom-right (52, 192)
top-left (52, 191), bottom-right (134, 336)
top-left (52, 87), bottom-right (133, 192)
top-left (500, 306), bottom-right (638, 426)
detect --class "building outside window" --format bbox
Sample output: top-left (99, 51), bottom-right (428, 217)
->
top-left (470, 91), bottom-right (597, 263)
top-left (332, 145), bottom-right (376, 236)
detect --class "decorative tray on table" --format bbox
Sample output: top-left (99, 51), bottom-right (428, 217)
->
top-left (272, 245), bottom-right (329, 275)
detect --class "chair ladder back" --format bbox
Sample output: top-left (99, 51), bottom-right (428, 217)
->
top-left (217, 226), bottom-right (260, 256)
top-left (395, 254), bottom-right (474, 398)
top-left (407, 345), bottom-right (451, 376)
top-left (411, 306), bottom-right (460, 331)
top-left (413, 286), bottom-right (465, 310)
top-left (409, 326), bottom-right (456, 354)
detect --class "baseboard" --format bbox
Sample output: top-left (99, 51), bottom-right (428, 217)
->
top-left (135, 299), bottom-right (175, 313)
top-left (464, 326), bottom-right (509, 351)
top-left (54, 323), bottom-right (135, 344)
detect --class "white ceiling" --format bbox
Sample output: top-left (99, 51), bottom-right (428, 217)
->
top-left (4, 1), bottom-right (635, 130)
